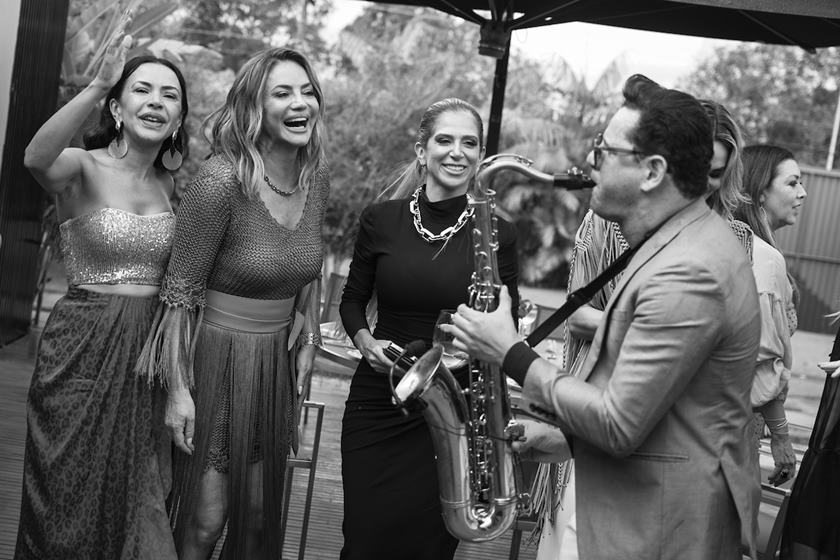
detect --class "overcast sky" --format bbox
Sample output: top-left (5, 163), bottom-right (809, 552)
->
top-left (326, 0), bottom-right (743, 87)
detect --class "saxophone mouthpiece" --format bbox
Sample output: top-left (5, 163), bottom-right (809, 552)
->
top-left (553, 166), bottom-right (595, 190)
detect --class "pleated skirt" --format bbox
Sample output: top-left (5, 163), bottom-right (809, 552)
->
top-left (168, 290), bottom-right (296, 560)
top-left (14, 287), bottom-right (176, 560)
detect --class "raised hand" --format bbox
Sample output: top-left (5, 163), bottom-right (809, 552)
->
top-left (91, 10), bottom-right (133, 91)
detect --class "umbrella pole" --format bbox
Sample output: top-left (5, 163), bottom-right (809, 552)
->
top-left (485, 45), bottom-right (510, 157)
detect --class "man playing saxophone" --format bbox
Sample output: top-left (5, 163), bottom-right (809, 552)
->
top-left (443, 74), bottom-right (761, 560)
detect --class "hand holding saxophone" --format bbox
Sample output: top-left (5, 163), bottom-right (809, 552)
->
top-left (510, 419), bottom-right (573, 463)
top-left (443, 285), bottom-right (520, 368)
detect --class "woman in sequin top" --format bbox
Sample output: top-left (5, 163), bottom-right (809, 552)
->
top-left (338, 98), bottom-right (520, 560)
top-left (734, 144), bottom-right (807, 488)
top-left (137, 48), bottom-right (329, 560)
top-left (15, 19), bottom-right (189, 560)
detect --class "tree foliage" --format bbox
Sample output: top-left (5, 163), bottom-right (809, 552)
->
top-left (177, 0), bottom-right (333, 69)
top-left (682, 44), bottom-right (840, 168)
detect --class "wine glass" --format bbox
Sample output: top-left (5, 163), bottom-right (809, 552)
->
top-left (434, 310), bottom-right (470, 370)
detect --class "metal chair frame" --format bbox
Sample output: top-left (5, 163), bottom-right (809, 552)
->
top-left (280, 401), bottom-right (325, 560)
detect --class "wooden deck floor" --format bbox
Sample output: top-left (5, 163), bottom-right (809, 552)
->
top-left (0, 330), bottom-right (539, 560)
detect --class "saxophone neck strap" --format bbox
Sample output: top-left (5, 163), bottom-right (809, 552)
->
top-left (525, 230), bottom-right (651, 348)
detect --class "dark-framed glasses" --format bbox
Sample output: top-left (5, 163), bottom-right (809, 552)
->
top-left (592, 132), bottom-right (647, 170)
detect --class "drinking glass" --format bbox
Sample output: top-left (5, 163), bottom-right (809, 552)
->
top-left (434, 309), bottom-right (470, 370)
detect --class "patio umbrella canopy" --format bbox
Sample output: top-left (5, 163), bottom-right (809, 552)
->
top-left (359, 0), bottom-right (840, 153)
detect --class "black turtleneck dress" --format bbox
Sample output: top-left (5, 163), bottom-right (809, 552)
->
top-left (338, 190), bottom-right (520, 560)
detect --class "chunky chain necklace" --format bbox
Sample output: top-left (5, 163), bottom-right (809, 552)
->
top-left (264, 174), bottom-right (301, 197)
top-left (409, 186), bottom-right (473, 243)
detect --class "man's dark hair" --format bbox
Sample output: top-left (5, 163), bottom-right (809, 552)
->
top-left (622, 74), bottom-right (712, 198)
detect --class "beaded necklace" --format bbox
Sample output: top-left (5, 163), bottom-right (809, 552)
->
top-left (263, 174), bottom-right (301, 197)
top-left (409, 186), bottom-right (473, 243)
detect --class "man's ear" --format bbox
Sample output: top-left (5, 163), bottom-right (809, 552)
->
top-left (640, 155), bottom-right (668, 193)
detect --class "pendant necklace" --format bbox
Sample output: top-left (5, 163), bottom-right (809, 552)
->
top-left (409, 186), bottom-right (473, 243)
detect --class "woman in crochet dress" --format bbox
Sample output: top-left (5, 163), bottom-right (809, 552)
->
top-left (139, 47), bottom-right (329, 559)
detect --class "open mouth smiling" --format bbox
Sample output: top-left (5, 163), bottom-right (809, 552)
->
top-left (139, 113), bottom-right (166, 125)
top-left (441, 163), bottom-right (467, 173)
top-left (284, 117), bottom-right (309, 130)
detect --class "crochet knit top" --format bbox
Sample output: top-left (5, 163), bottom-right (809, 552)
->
top-left (160, 155), bottom-right (329, 308)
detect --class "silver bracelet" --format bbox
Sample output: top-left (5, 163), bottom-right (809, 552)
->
top-left (299, 331), bottom-right (321, 347)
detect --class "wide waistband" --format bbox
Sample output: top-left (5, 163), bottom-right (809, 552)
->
top-left (204, 290), bottom-right (295, 333)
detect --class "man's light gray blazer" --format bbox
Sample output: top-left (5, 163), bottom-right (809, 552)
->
top-left (523, 198), bottom-right (761, 560)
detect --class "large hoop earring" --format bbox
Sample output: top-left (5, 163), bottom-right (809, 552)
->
top-left (107, 119), bottom-right (128, 159)
top-left (161, 129), bottom-right (183, 171)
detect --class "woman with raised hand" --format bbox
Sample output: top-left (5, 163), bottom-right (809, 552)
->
top-left (338, 98), bottom-right (520, 560)
top-left (734, 144), bottom-right (807, 488)
top-left (15, 17), bottom-right (188, 560)
top-left (138, 47), bottom-right (329, 559)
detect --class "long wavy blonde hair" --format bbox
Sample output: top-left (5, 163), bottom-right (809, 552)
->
top-left (205, 47), bottom-right (327, 197)
top-left (700, 100), bottom-right (746, 219)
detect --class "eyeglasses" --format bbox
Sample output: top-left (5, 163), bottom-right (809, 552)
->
top-left (592, 132), bottom-right (647, 170)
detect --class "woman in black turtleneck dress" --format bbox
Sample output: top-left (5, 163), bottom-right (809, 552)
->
top-left (338, 98), bottom-right (520, 560)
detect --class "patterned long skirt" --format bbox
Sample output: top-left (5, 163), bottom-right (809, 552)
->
top-left (14, 287), bottom-right (175, 560)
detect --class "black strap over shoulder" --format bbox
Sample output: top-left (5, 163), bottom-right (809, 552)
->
top-left (525, 241), bottom-right (642, 348)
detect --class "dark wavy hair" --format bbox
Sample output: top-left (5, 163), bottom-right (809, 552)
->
top-left (622, 74), bottom-right (712, 198)
top-left (83, 55), bottom-right (190, 171)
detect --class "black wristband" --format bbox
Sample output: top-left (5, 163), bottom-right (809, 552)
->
top-left (502, 341), bottom-right (540, 386)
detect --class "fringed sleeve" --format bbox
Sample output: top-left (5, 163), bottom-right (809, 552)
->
top-left (136, 156), bottom-right (235, 389)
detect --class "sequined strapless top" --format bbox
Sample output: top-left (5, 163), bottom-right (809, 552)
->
top-left (59, 208), bottom-right (175, 287)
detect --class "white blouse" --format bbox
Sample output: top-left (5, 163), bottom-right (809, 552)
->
top-left (750, 235), bottom-right (795, 408)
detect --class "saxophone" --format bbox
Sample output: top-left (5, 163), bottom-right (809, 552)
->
top-left (393, 154), bottom-right (594, 541)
